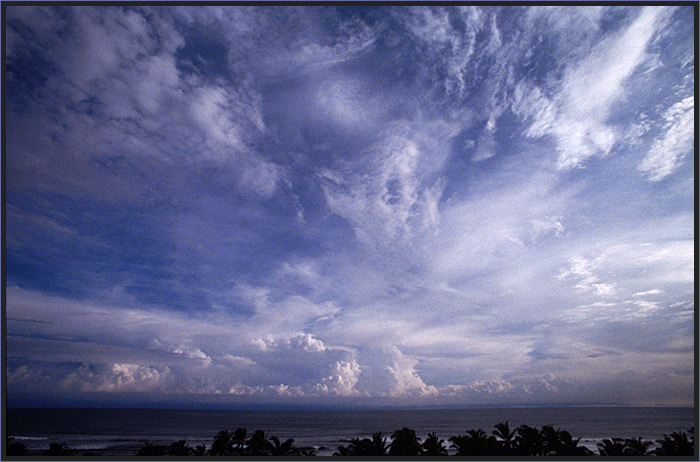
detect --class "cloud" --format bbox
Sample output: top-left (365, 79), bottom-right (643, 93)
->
top-left (639, 95), bottom-right (694, 181)
top-left (516, 7), bottom-right (667, 169)
top-left (400, 6), bottom-right (487, 96)
top-left (5, 6), bottom-right (694, 408)
top-left (632, 289), bottom-right (662, 297)
top-left (6, 6), bottom-right (283, 200)
top-left (558, 256), bottom-right (617, 296)
top-left (429, 171), bottom-right (572, 280)
top-left (320, 127), bottom-right (446, 247)
top-left (61, 363), bottom-right (176, 393)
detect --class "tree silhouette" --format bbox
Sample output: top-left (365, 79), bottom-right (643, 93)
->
top-left (449, 428), bottom-right (499, 455)
top-left (43, 443), bottom-right (76, 456)
top-left (192, 444), bottom-right (207, 456)
top-left (232, 427), bottom-right (247, 454)
top-left (493, 421), bottom-right (516, 454)
top-left (371, 432), bottom-right (388, 456)
top-left (135, 441), bottom-right (166, 456)
top-left (622, 437), bottom-right (652, 456)
top-left (209, 430), bottom-right (233, 456)
top-left (335, 433), bottom-right (387, 456)
top-left (247, 429), bottom-right (273, 455)
top-left (166, 439), bottom-right (193, 456)
top-left (389, 427), bottom-right (422, 456)
top-left (597, 438), bottom-right (626, 456)
top-left (654, 430), bottom-right (694, 456)
top-left (540, 425), bottom-right (593, 456)
top-left (6, 438), bottom-right (29, 456)
top-left (421, 432), bottom-right (447, 456)
top-left (514, 424), bottom-right (543, 456)
top-left (269, 436), bottom-right (297, 456)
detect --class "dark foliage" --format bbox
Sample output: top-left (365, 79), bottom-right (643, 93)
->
top-left (167, 439), bottom-right (194, 456)
top-left (334, 431), bottom-right (387, 456)
top-left (493, 421), bottom-right (516, 455)
top-left (541, 424), bottom-right (593, 456)
top-left (449, 428), bottom-right (500, 456)
top-left (389, 427), bottom-right (422, 456)
top-left (6, 438), bottom-right (30, 456)
top-left (421, 432), bottom-right (448, 456)
top-left (514, 424), bottom-right (543, 456)
top-left (621, 437), bottom-right (653, 456)
top-left (653, 428), bottom-right (694, 456)
top-left (209, 430), bottom-right (233, 456)
top-left (597, 438), bottom-right (626, 456)
top-left (42, 443), bottom-right (76, 456)
top-left (135, 440), bottom-right (167, 456)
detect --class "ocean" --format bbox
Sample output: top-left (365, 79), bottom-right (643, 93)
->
top-left (6, 407), bottom-right (695, 456)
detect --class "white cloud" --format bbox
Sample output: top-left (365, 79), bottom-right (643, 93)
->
top-left (355, 345), bottom-right (436, 397)
top-left (7, 6), bottom-right (283, 199)
top-left (472, 117), bottom-right (497, 162)
top-left (280, 17), bottom-right (379, 71)
top-left (430, 172), bottom-right (571, 280)
top-left (401, 6), bottom-right (486, 96)
top-left (639, 95), bottom-right (694, 181)
top-left (517, 7), bottom-right (667, 169)
top-left (61, 363), bottom-right (175, 393)
top-left (321, 129), bottom-right (445, 247)
top-left (632, 289), bottom-right (662, 297)
top-left (558, 256), bottom-right (617, 296)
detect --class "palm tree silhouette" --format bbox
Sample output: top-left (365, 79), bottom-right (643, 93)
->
top-left (597, 438), bottom-right (626, 456)
top-left (514, 424), bottom-right (543, 456)
top-left (6, 438), bottom-right (29, 456)
top-left (371, 432), bottom-right (388, 455)
top-left (192, 443), bottom-right (207, 456)
top-left (449, 429), bottom-right (499, 455)
top-left (335, 434), bottom-right (388, 456)
top-left (654, 430), bottom-right (694, 456)
top-left (269, 436), bottom-right (297, 456)
top-left (232, 427), bottom-right (247, 454)
top-left (209, 430), bottom-right (233, 456)
top-left (166, 439), bottom-right (193, 456)
top-left (421, 432), bottom-right (447, 456)
top-left (389, 427), bottom-right (422, 456)
top-left (542, 426), bottom-right (592, 456)
top-left (493, 421), bottom-right (516, 454)
top-left (622, 437), bottom-right (652, 456)
top-left (247, 429), bottom-right (273, 455)
top-left (134, 441), bottom-right (166, 456)
top-left (43, 443), bottom-right (76, 456)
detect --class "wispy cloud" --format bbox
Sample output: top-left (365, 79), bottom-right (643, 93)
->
top-left (6, 5), bottom-right (694, 407)
top-left (517, 7), bottom-right (669, 169)
top-left (639, 96), bottom-right (694, 181)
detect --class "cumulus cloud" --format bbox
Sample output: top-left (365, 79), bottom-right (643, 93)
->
top-left (61, 363), bottom-right (176, 393)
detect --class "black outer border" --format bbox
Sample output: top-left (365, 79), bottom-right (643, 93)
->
top-left (0, 1), bottom-right (698, 6)
top-left (0, 1), bottom-right (698, 461)
top-left (2, 0), bottom-right (8, 459)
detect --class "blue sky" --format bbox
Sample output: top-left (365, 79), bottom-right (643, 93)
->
top-left (5, 5), bottom-right (694, 408)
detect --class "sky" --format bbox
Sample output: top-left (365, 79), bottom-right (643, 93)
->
top-left (4, 5), bottom-right (695, 408)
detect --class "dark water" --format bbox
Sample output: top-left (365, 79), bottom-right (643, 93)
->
top-left (6, 407), bottom-right (695, 456)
